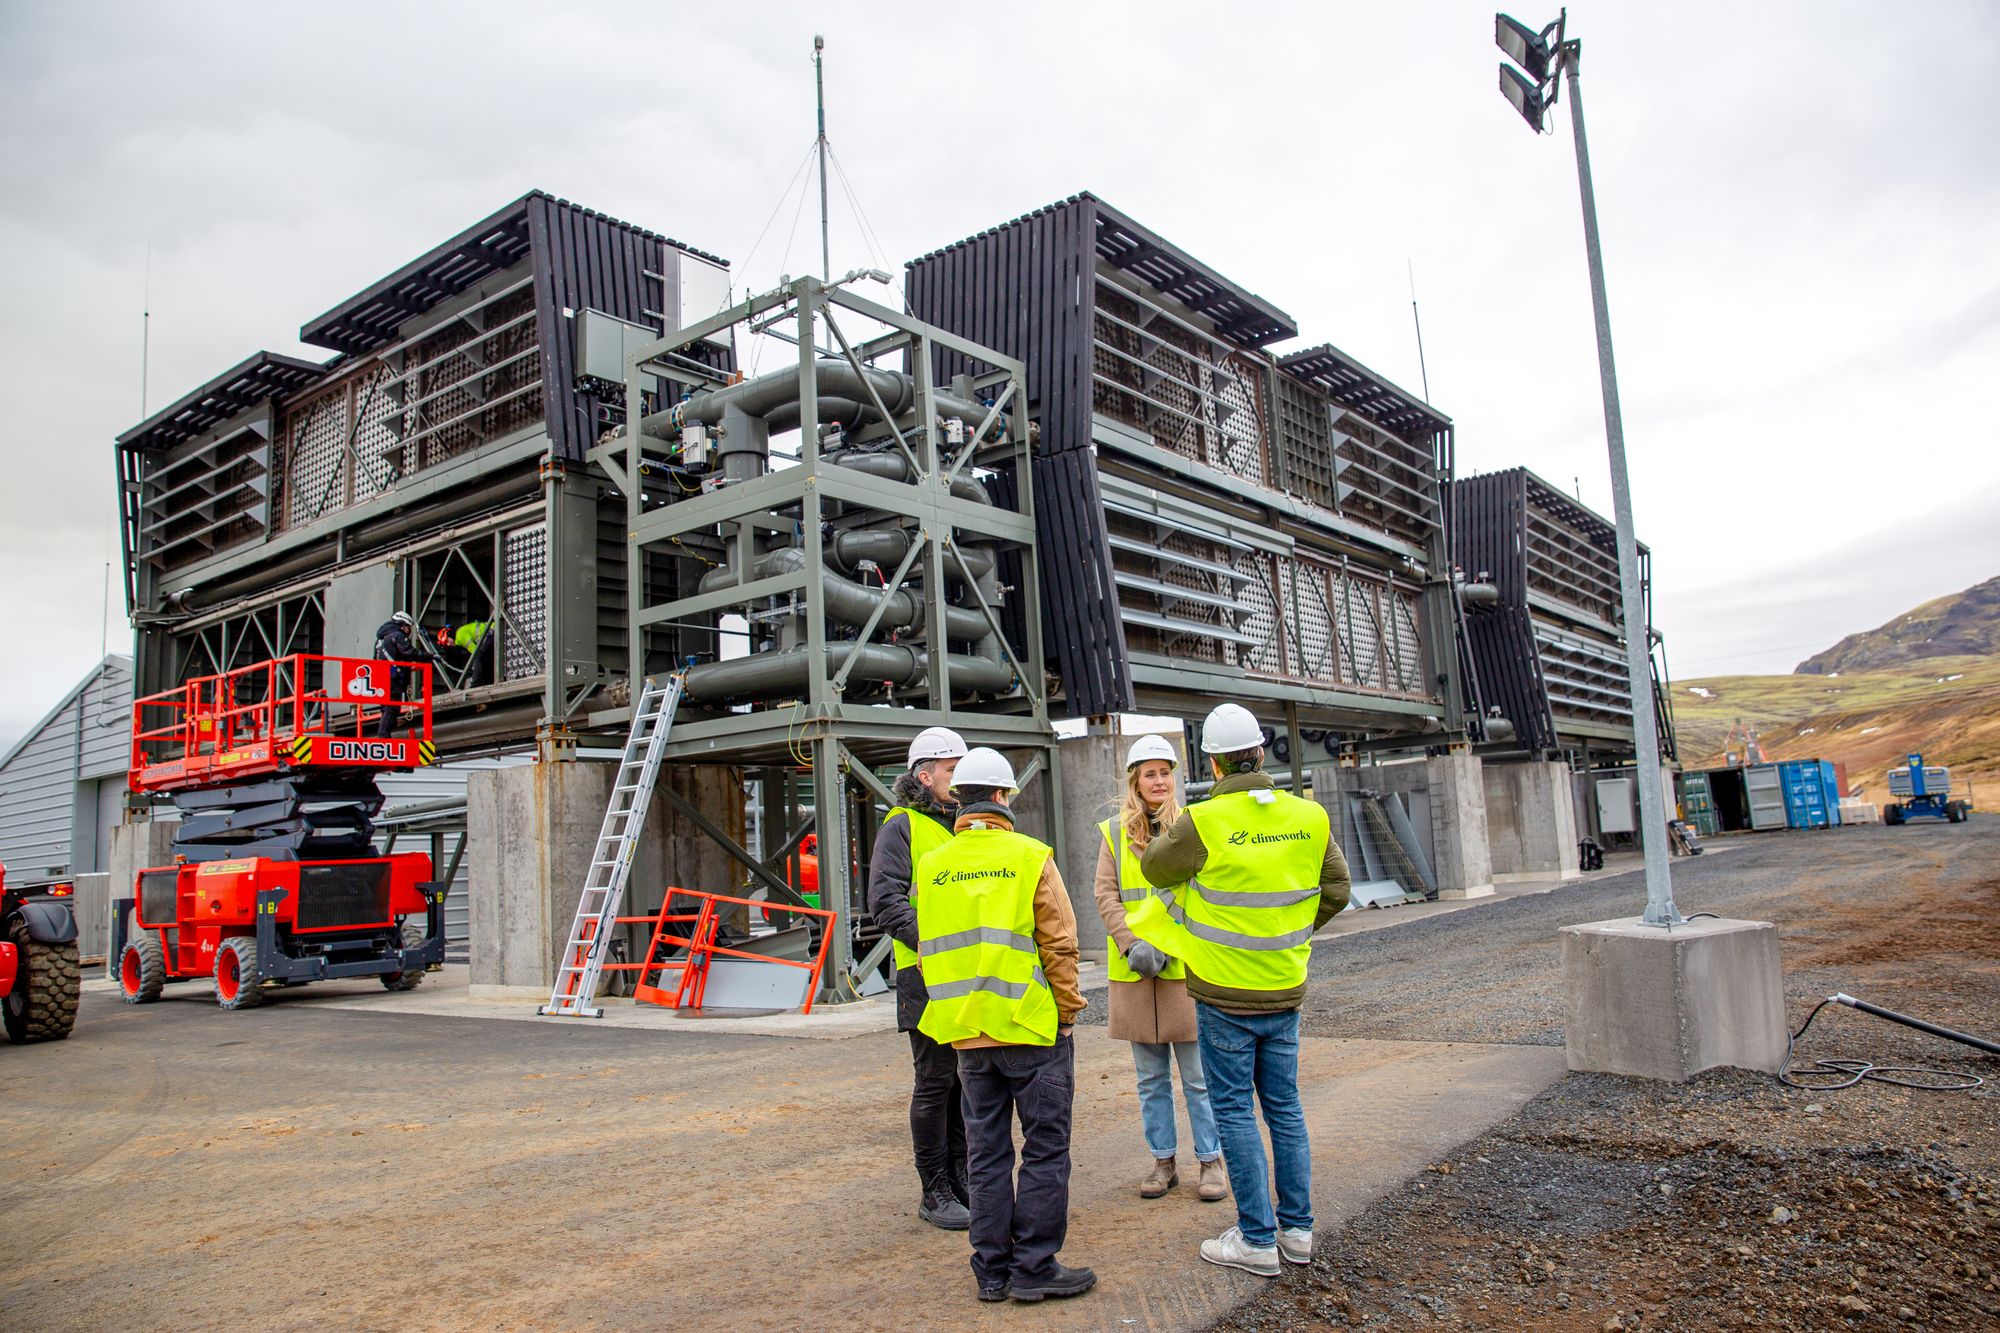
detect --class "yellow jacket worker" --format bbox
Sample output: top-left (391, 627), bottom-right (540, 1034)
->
top-left (914, 747), bottom-right (1093, 1306)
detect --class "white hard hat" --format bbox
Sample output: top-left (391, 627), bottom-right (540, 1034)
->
top-left (1125, 734), bottom-right (1178, 770)
top-left (391, 611), bottom-right (414, 627)
top-left (951, 747), bottom-right (1017, 792)
top-left (1200, 703), bottom-right (1266, 755)
top-left (907, 726), bottom-right (967, 770)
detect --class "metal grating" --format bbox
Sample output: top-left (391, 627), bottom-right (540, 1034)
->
top-left (1235, 552), bottom-right (1283, 675)
top-left (502, 523), bottom-right (548, 682)
top-left (1270, 373), bottom-right (1341, 512)
top-left (281, 388), bottom-right (348, 529)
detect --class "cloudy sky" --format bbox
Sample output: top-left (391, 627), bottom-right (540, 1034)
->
top-left (2, 0), bottom-right (1996, 745)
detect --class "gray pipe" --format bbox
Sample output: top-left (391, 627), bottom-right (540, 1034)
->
top-left (829, 528), bottom-right (994, 579)
top-left (684, 643), bottom-right (1015, 704)
top-left (831, 449), bottom-right (990, 505)
top-left (640, 361), bottom-right (990, 441)
top-left (699, 547), bottom-right (992, 643)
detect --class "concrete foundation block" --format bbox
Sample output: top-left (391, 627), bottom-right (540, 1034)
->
top-left (106, 819), bottom-right (178, 980)
top-left (1312, 754), bottom-right (1492, 901)
top-left (1561, 916), bottom-right (1787, 1081)
top-left (1484, 760), bottom-right (1580, 880)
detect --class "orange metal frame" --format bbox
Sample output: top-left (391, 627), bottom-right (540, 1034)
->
top-left (130, 654), bottom-right (433, 792)
top-left (579, 888), bottom-right (836, 1016)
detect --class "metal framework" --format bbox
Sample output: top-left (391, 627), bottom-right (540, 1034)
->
top-left (588, 274), bottom-right (1057, 995)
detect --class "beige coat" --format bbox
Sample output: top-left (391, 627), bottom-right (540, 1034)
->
top-left (1093, 830), bottom-right (1198, 1045)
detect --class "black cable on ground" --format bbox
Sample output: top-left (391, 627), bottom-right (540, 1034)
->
top-left (1778, 994), bottom-right (1989, 1092)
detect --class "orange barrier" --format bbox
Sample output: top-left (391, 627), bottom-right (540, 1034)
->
top-left (599, 888), bottom-right (836, 1015)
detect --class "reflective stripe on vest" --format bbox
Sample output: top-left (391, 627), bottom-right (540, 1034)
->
top-left (886, 807), bottom-right (953, 972)
top-left (913, 827), bottom-right (1057, 1047)
top-left (1099, 817), bottom-right (1185, 983)
top-left (1124, 788), bottom-right (1329, 993)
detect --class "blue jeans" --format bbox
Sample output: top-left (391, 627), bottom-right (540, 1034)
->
top-left (1196, 1003), bottom-right (1312, 1248)
top-left (1131, 1040), bottom-right (1221, 1162)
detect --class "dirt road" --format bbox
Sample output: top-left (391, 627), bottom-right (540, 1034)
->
top-left (0, 978), bottom-right (1558, 1331)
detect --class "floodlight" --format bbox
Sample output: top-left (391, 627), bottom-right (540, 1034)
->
top-left (1499, 63), bottom-right (1547, 132)
top-left (1495, 13), bottom-right (1552, 82)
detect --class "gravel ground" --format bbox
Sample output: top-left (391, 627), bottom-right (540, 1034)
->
top-left (1216, 816), bottom-right (2000, 1332)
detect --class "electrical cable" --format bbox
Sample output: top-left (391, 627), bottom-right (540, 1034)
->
top-left (1778, 995), bottom-right (1987, 1092)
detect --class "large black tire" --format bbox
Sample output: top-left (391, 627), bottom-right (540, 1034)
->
top-left (1884, 803), bottom-right (1904, 826)
top-left (214, 935), bottom-right (264, 1010)
top-left (120, 936), bottom-right (167, 1004)
top-left (4, 918), bottom-right (81, 1043)
top-left (379, 918), bottom-right (428, 992)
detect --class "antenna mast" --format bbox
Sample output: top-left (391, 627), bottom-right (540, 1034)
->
top-left (1407, 259), bottom-right (1431, 401)
top-left (814, 35), bottom-right (830, 282)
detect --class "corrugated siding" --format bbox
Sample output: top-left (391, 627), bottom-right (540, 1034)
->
top-left (1452, 472), bottom-right (1557, 752)
top-left (0, 659), bottom-right (132, 878)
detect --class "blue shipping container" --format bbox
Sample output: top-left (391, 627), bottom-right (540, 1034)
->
top-left (1778, 759), bottom-right (1841, 829)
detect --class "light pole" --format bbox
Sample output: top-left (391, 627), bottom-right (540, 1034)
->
top-left (1496, 11), bottom-right (1680, 927)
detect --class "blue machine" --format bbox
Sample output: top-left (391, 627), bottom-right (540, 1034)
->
top-left (1884, 752), bottom-right (1972, 826)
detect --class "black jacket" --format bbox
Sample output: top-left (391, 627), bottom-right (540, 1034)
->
top-left (867, 777), bottom-right (957, 1032)
top-left (374, 620), bottom-right (424, 664)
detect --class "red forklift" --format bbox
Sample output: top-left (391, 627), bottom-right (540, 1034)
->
top-left (114, 654), bottom-right (446, 1010)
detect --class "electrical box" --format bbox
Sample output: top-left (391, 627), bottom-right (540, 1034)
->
top-left (1595, 777), bottom-right (1636, 834)
top-left (574, 309), bottom-right (662, 388)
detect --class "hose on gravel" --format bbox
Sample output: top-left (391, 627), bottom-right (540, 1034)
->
top-left (1778, 994), bottom-right (1993, 1092)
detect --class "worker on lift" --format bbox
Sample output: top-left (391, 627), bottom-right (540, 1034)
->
top-left (913, 747), bottom-right (1092, 1305)
top-left (866, 726), bottom-right (972, 1231)
top-left (1133, 703), bottom-right (1350, 1279)
top-left (371, 611), bottom-right (431, 737)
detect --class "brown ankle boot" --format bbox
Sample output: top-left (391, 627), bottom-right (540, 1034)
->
top-left (1197, 1156), bottom-right (1230, 1202)
top-left (1140, 1156), bottom-right (1179, 1198)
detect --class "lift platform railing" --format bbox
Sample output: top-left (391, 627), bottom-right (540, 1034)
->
top-left (130, 654), bottom-right (434, 792)
top-left (602, 888), bottom-right (837, 1016)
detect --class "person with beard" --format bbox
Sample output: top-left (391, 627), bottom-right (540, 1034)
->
top-left (867, 726), bottom-right (971, 1230)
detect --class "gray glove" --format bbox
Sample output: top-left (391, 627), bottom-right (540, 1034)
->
top-left (1125, 941), bottom-right (1170, 978)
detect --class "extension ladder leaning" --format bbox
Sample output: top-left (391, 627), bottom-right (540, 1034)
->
top-left (538, 674), bottom-right (684, 1018)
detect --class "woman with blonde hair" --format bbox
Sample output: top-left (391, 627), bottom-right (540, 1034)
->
top-left (1093, 733), bottom-right (1227, 1202)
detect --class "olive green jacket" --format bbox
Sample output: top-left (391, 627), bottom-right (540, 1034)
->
top-left (1138, 771), bottom-right (1351, 1013)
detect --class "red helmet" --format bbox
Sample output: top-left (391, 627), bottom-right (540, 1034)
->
top-left (436, 627), bottom-right (453, 646)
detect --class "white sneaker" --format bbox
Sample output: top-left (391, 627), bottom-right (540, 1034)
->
top-left (1278, 1227), bottom-right (1313, 1265)
top-left (1200, 1225), bottom-right (1280, 1277)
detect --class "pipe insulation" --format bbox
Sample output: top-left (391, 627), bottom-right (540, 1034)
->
top-left (830, 449), bottom-right (991, 505)
top-left (699, 547), bottom-right (994, 643)
top-left (829, 528), bottom-right (994, 579)
top-left (639, 361), bottom-right (992, 442)
top-left (683, 644), bottom-right (1015, 704)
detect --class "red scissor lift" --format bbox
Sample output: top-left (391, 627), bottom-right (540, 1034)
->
top-left (114, 655), bottom-right (447, 1010)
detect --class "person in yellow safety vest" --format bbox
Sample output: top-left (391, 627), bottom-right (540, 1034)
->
top-left (913, 747), bottom-right (1095, 1306)
top-left (1131, 703), bottom-right (1351, 1279)
top-left (452, 620), bottom-right (494, 687)
top-left (865, 726), bottom-right (971, 1231)
top-left (1093, 733), bottom-right (1227, 1203)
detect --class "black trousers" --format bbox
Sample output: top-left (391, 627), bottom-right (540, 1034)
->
top-left (957, 1035), bottom-right (1075, 1286)
top-left (372, 665), bottom-right (410, 737)
top-left (908, 1030), bottom-right (968, 1193)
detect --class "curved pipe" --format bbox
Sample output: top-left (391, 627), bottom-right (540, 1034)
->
top-left (684, 644), bottom-right (1014, 705)
top-left (641, 361), bottom-right (990, 441)
top-left (829, 529), bottom-right (995, 580)
top-left (831, 449), bottom-right (990, 505)
top-left (700, 547), bottom-right (993, 643)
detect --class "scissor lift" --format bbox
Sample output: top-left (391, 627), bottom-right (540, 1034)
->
top-left (114, 655), bottom-right (446, 1010)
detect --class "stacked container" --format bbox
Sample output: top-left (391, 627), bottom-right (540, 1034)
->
top-left (1778, 759), bottom-right (1841, 829)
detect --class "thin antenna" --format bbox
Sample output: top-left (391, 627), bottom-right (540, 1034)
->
top-left (1574, 475), bottom-right (1582, 499)
top-left (813, 35), bottom-right (830, 283)
top-left (141, 239), bottom-right (152, 415)
top-left (1406, 259), bottom-right (1431, 402)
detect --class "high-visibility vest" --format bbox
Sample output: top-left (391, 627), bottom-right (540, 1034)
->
top-left (885, 807), bottom-right (954, 972)
top-left (1127, 788), bottom-right (1329, 993)
top-left (455, 621), bottom-right (490, 651)
top-left (913, 827), bottom-right (1057, 1047)
top-left (1100, 817), bottom-right (1185, 983)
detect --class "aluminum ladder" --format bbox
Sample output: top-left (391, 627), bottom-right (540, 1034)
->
top-left (539, 674), bottom-right (684, 1018)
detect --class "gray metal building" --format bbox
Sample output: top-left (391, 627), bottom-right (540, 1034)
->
top-left (0, 656), bottom-right (132, 880)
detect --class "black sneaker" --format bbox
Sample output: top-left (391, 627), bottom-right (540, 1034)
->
top-left (1010, 1263), bottom-right (1097, 1302)
top-left (977, 1279), bottom-right (1010, 1303)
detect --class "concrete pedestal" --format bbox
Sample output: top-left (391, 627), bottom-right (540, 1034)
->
top-left (1561, 916), bottom-right (1786, 1081)
top-left (1313, 754), bottom-right (1494, 901)
top-left (1484, 760), bottom-right (1580, 882)
top-left (106, 819), bottom-right (178, 980)
top-left (467, 760), bottom-right (743, 997)
top-left (1052, 730), bottom-right (1190, 961)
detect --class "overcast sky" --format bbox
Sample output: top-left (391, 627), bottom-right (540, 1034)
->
top-left (2, 0), bottom-right (1996, 745)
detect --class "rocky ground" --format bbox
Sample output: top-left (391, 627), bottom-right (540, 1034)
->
top-left (1218, 818), bottom-right (2000, 1332)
